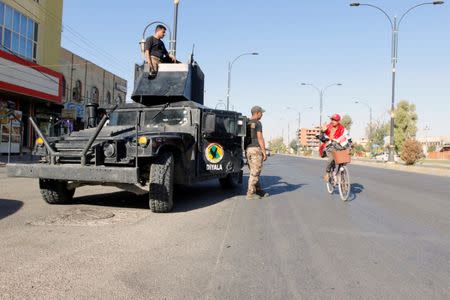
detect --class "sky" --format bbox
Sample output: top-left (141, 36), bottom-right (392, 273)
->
top-left (61, 0), bottom-right (450, 142)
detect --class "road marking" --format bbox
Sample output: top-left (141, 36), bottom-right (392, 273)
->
top-left (205, 196), bottom-right (239, 299)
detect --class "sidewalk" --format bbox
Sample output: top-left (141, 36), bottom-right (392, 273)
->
top-left (0, 153), bottom-right (39, 167)
top-left (279, 153), bottom-right (450, 178)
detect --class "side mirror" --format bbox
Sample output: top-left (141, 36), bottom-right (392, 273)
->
top-left (203, 113), bottom-right (216, 133)
top-left (237, 116), bottom-right (247, 137)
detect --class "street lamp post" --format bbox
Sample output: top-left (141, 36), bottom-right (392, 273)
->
top-left (300, 83), bottom-right (342, 126)
top-left (215, 100), bottom-right (226, 110)
top-left (286, 106), bottom-right (313, 153)
top-left (226, 52), bottom-right (259, 110)
top-left (355, 100), bottom-right (373, 152)
top-left (350, 1), bottom-right (444, 162)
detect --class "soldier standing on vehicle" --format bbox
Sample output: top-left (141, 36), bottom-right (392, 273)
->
top-left (245, 106), bottom-right (269, 200)
top-left (144, 25), bottom-right (176, 74)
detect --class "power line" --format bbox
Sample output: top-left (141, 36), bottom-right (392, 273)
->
top-left (35, 2), bottom-right (127, 67)
top-left (10, 0), bottom-right (130, 76)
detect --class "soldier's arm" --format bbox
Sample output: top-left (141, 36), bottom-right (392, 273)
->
top-left (257, 131), bottom-right (267, 161)
top-left (145, 49), bottom-right (151, 65)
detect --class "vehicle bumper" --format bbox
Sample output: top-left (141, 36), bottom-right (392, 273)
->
top-left (6, 163), bottom-right (139, 184)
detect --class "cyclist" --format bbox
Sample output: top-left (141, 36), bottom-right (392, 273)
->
top-left (318, 114), bottom-right (351, 181)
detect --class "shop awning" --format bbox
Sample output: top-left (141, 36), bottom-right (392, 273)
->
top-left (0, 50), bottom-right (62, 104)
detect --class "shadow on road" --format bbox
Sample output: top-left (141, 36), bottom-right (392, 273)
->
top-left (0, 199), bottom-right (24, 220)
top-left (260, 175), bottom-right (306, 196)
top-left (173, 182), bottom-right (244, 213)
top-left (73, 191), bottom-right (149, 209)
top-left (347, 183), bottom-right (365, 202)
top-left (71, 180), bottom-right (244, 212)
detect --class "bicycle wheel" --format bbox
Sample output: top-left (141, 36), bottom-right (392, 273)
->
top-left (326, 171), bottom-right (334, 194)
top-left (338, 165), bottom-right (351, 201)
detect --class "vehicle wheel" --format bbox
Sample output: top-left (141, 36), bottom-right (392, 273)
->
top-left (149, 152), bottom-right (174, 213)
top-left (326, 172), bottom-right (334, 194)
top-left (39, 179), bottom-right (75, 204)
top-left (219, 173), bottom-right (240, 189)
top-left (338, 166), bottom-right (351, 201)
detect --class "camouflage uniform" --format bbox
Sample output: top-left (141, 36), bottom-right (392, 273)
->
top-left (246, 147), bottom-right (263, 195)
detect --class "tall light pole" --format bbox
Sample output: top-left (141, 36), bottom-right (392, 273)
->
top-left (300, 83), bottom-right (342, 126)
top-left (355, 100), bottom-right (373, 152)
top-left (286, 106), bottom-right (313, 153)
top-left (227, 52), bottom-right (259, 110)
top-left (350, 1), bottom-right (444, 162)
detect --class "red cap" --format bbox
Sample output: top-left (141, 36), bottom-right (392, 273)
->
top-left (330, 114), bottom-right (341, 121)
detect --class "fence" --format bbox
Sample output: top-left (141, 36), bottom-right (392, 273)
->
top-left (427, 151), bottom-right (450, 160)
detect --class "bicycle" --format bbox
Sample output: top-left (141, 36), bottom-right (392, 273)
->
top-left (325, 149), bottom-right (351, 201)
top-left (316, 134), bottom-right (352, 201)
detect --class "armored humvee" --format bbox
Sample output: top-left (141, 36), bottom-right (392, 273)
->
top-left (6, 3), bottom-right (247, 213)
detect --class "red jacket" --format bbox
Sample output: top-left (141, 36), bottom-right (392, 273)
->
top-left (319, 124), bottom-right (349, 157)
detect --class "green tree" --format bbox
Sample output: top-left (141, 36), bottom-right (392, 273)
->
top-left (269, 137), bottom-right (287, 154)
top-left (428, 144), bottom-right (437, 152)
top-left (289, 139), bottom-right (299, 153)
top-left (394, 100), bottom-right (418, 152)
top-left (367, 121), bottom-right (389, 150)
top-left (341, 115), bottom-right (353, 131)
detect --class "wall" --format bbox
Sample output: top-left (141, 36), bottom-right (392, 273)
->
top-left (4, 0), bottom-right (62, 70)
top-left (59, 47), bottom-right (127, 106)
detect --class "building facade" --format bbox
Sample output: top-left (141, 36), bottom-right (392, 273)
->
top-left (0, 0), bottom-right (64, 153)
top-left (0, 0), bottom-right (127, 153)
top-left (59, 47), bottom-right (127, 129)
top-left (299, 127), bottom-right (321, 148)
top-left (417, 136), bottom-right (450, 153)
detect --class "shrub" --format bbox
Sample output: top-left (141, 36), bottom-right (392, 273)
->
top-left (400, 139), bottom-right (424, 165)
top-left (302, 149), bottom-right (312, 157)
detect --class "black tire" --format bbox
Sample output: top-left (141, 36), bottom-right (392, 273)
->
top-left (326, 172), bottom-right (334, 194)
top-left (338, 166), bottom-right (351, 201)
top-left (219, 173), bottom-right (240, 189)
top-left (39, 179), bottom-right (75, 204)
top-left (149, 152), bottom-right (174, 213)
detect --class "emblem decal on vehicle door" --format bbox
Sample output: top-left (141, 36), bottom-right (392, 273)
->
top-left (205, 143), bottom-right (224, 164)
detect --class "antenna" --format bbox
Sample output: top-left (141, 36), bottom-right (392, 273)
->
top-left (190, 44), bottom-right (195, 64)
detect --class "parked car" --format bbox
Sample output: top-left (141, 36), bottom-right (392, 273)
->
top-left (374, 152), bottom-right (399, 162)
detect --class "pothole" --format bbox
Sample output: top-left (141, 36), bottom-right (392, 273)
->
top-left (27, 207), bottom-right (147, 226)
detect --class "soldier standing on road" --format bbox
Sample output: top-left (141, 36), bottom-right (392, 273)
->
top-left (245, 106), bottom-right (269, 200)
top-left (144, 25), bottom-right (176, 74)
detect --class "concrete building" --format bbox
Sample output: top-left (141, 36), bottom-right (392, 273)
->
top-left (417, 136), bottom-right (450, 152)
top-left (0, 0), bottom-right (64, 153)
top-left (0, 0), bottom-right (127, 153)
top-left (59, 47), bottom-right (127, 127)
top-left (299, 127), bottom-right (321, 148)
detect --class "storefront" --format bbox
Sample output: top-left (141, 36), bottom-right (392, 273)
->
top-left (0, 49), bottom-right (63, 153)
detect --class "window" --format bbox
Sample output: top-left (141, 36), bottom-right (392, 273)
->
top-left (91, 86), bottom-right (99, 103)
top-left (106, 91), bottom-right (111, 105)
top-left (61, 76), bottom-right (66, 98)
top-left (73, 80), bottom-right (82, 102)
top-left (0, 2), bottom-right (38, 62)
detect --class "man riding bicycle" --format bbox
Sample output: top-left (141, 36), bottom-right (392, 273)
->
top-left (318, 114), bottom-right (352, 181)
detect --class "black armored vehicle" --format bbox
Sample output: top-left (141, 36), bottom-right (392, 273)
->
top-left (6, 3), bottom-right (246, 213)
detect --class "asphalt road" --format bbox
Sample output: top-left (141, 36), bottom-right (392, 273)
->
top-left (1, 155), bottom-right (449, 299)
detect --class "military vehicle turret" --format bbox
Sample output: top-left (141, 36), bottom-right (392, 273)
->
top-left (6, 1), bottom-right (246, 213)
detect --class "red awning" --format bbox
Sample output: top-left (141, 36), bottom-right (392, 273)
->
top-left (0, 49), bottom-right (63, 104)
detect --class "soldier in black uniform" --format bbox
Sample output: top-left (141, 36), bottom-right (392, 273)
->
top-left (144, 25), bottom-right (176, 74)
top-left (245, 106), bottom-right (269, 200)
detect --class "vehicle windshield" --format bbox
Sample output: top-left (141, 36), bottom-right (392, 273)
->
top-left (144, 109), bottom-right (188, 129)
top-left (108, 111), bottom-right (138, 126)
